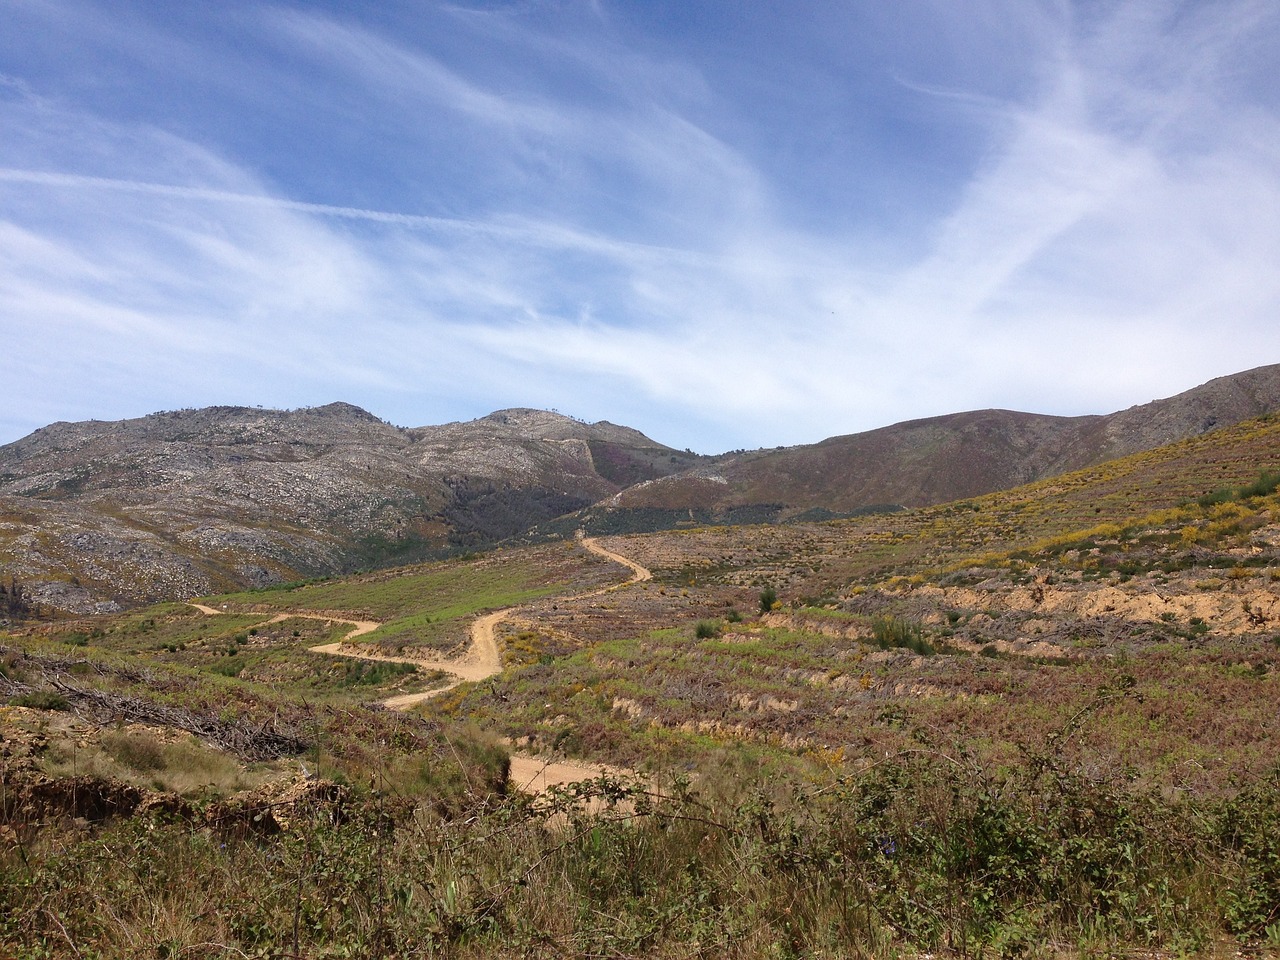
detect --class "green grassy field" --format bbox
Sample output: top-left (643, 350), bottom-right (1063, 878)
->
top-left (204, 542), bottom-right (616, 654)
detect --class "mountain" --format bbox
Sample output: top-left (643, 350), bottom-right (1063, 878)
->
top-left (590, 363), bottom-right (1280, 526)
top-left (0, 404), bottom-right (703, 612)
top-left (3, 364), bottom-right (1279, 615)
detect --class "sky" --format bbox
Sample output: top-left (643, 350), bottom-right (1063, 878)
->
top-left (2, 0), bottom-right (1279, 454)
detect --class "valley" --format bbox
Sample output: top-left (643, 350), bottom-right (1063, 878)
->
top-left (2, 378), bottom-right (1280, 957)
top-left (4, 363), bottom-right (1279, 617)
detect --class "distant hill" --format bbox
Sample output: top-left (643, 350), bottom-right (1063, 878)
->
top-left (587, 363), bottom-right (1280, 528)
top-left (3, 364), bottom-right (1279, 614)
top-left (0, 404), bottom-right (704, 612)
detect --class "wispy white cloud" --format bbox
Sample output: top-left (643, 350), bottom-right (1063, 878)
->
top-left (272, 8), bottom-right (570, 136)
top-left (1, 1), bottom-right (1278, 452)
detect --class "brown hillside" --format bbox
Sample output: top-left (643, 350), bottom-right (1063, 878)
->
top-left (610, 363), bottom-right (1280, 516)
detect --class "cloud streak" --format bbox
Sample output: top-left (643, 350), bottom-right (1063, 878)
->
top-left (2, 1), bottom-right (1278, 452)
top-left (0, 166), bottom-right (710, 265)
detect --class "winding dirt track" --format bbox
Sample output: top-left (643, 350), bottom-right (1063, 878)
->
top-left (330, 535), bottom-right (652, 711)
top-left (581, 536), bottom-right (652, 585)
top-left (189, 536), bottom-right (650, 791)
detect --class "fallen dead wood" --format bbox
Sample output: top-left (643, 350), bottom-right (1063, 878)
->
top-left (49, 677), bottom-right (308, 760)
top-left (0, 671), bottom-right (306, 761)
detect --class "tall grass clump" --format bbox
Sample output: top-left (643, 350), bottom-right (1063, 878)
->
top-left (871, 615), bottom-right (934, 655)
top-left (694, 619), bottom-right (723, 639)
top-left (1197, 469), bottom-right (1280, 508)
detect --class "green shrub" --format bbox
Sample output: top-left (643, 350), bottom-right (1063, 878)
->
top-left (871, 616), bottom-right (934, 656)
top-left (1239, 470), bottom-right (1280, 500)
top-left (210, 658), bottom-right (244, 678)
top-left (1214, 772), bottom-right (1280, 937)
top-left (694, 620), bottom-right (722, 639)
top-left (1198, 470), bottom-right (1280, 508)
top-left (11, 690), bottom-right (69, 710)
top-left (338, 660), bottom-right (416, 687)
top-left (758, 586), bottom-right (777, 614)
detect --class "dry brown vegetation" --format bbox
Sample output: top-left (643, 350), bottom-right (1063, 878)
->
top-left (3, 415), bottom-right (1280, 957)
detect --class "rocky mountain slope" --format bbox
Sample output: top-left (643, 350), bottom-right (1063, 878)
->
top-left (3, 364), bottom-right (1279, 614)
top-left (593, 363), bottom-right (1280, 525)
top-left (0, 404), bottom-right (702, 612)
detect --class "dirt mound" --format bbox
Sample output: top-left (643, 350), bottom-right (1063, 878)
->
top-left (0, 765), bottom-right (350, 836)
top-left (205, 777), bottom-right (351, 834)
top-left (1, 772), bottom-right (156, 825)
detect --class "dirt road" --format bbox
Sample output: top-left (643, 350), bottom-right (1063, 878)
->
top-left (186, 535), bottom-right (650, 790)
top-left (508, 754), bottom-right (628, 792)
top-left (191, 603), bottom-right (381, 640)
top-left (361, 535), bottom-right (651, 710)
top-left (579, 535), bottom-right (652, 584)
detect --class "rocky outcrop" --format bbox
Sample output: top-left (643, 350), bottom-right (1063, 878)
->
top-left (0, 404), bottom-right (700, 611)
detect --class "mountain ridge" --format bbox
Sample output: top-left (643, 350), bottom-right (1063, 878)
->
top-left (0, 404), bottom-right (703, 612)
top-left (3, 363), bottom-right (1280, 613)
top-left (597, 363), bottom-right (1280, 522)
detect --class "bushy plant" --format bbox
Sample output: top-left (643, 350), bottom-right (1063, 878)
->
top-left (102, 729), bottom-right (167, 773)
top-left (338, 659), bottom-right (417, 687)
top-left (758, 586), bottom-right (777, 614)
top-left (871, 615), bottom-right (934, 655)
top-left (1214, 771), bottom-right (1280, 938)
top-left (4, 749), bottom-right (1263, 958)
top-left (11, 690), bottom-right (69, 710)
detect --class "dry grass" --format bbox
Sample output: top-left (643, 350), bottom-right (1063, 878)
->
top-left (37, 725), bottom-right (275, 797)
top-left (5, 416), bottom-right (1280, 957)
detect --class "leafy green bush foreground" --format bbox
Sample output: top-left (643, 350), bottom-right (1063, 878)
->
top-left (5, 745), bottom-right (1279, 959)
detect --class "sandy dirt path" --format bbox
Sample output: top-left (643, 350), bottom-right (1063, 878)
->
top-left (352, 607), bottom-right (512, 709)
top-left (508, 755), bottom-right (630, 792)
top-left (185, 536), bottom-right (650, 790)
top-left (370, 534), bottom-right (651, 710)
top-left (189, 603), bottom-right (380, 639)
top-left (579, 535), bottom-right (653, 584)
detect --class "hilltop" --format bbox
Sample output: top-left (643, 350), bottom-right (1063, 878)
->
top-left (3, 363), bottom-right (1280, 614)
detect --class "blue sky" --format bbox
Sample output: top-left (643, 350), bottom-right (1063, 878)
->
top-left (2, 0), bottom-right (1278, 453)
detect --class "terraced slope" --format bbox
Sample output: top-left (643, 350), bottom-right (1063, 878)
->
top-left (448, 414), bottom-right (1280, 783)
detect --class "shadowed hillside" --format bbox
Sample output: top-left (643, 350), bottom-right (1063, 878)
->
top-left (601, 362), bottom-right (1280, 522)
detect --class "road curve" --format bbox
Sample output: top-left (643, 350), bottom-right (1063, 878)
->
top-left (362, 534), bottom-right (650, 710)
top-left (186, 536), bottom-right (650, 789)
top-left (579, 535), bottom-right (652, 584)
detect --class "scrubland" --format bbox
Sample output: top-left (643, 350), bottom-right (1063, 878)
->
top-left (3, 416), bottom-right (1280, 957)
